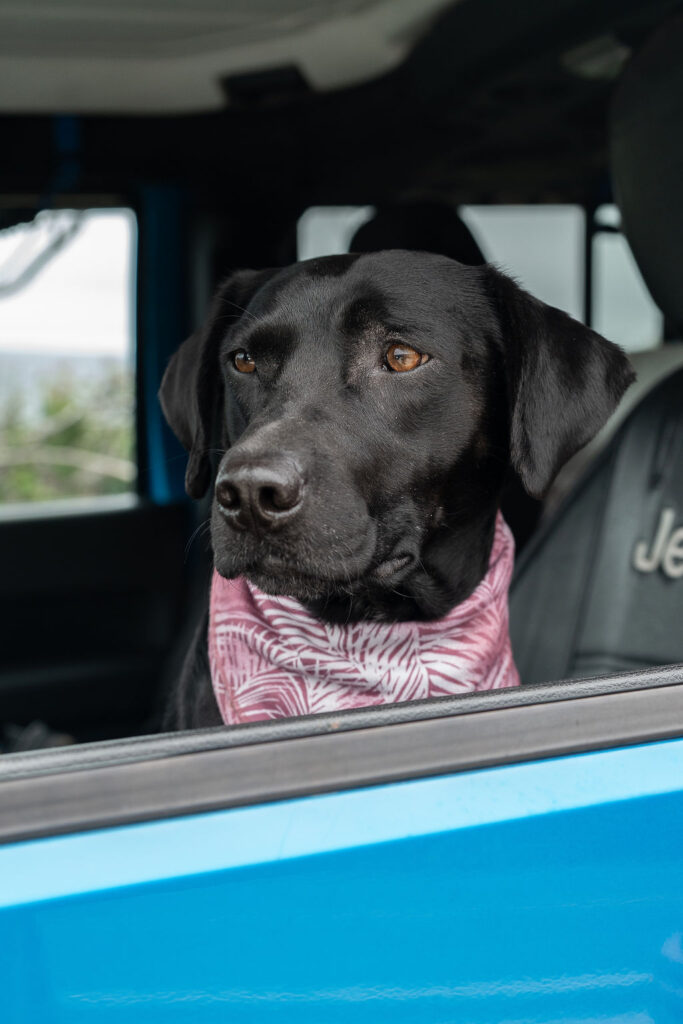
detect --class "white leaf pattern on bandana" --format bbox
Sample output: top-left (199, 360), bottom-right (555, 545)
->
top-left (209, 513), bottom-right (519, 724)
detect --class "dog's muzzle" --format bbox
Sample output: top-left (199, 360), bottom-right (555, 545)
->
top-left (215, 453), bottom-right (305, 534)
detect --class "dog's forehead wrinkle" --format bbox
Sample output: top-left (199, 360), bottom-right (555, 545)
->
top-left (271, 271), bottom-right (402, 339)
top-left (232, 319), bottom-right (297, 356)
top-left (247, 267), bottom-right (444, 357)
top-left (338, 282), bottom-right (391, 332)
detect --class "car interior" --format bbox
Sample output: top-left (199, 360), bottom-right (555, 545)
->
top-left (0, 0), bottom-right (682, 756)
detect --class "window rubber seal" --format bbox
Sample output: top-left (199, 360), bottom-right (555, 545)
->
top-left (1, 663), bottom-right (682, 845)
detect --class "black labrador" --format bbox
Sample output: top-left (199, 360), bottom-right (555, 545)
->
top-left (159, 251), bottom-right (634, 730)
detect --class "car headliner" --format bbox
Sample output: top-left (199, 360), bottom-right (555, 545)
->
top-left (1, 0), bottom-right (680, 210)
top-left (0, 0), bottom-right (457, 114)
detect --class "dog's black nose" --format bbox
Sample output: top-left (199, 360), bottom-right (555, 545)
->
top-left (215, 458), bottom-right (304, 532)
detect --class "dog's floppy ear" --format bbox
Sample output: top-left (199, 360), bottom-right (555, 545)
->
top-left (159, 268), bottom-right (276, 499)
top-left (487, 266), bottom-right (635, 499)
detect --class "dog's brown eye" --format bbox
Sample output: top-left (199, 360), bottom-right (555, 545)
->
top-left (233, 350), bottom-right (256, 374)
top-left (385, 343), bottom-right (428, 373)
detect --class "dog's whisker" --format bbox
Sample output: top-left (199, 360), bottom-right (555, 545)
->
top-left (184, 519), bottom-right (211, 561)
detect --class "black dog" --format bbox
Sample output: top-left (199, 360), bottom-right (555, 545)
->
top-left (160, 251), bottom-right (634, 730)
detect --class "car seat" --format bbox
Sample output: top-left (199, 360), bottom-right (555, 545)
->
top-left (511, 366), bottom-right (683, 683)
top-left (510, 13), bottom-right (683, 684)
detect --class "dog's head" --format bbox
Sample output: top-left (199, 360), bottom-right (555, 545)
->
top-left (160, 251), bottom-right (634, 621)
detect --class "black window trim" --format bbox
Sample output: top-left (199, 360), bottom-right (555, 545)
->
top-left (1, 663), bottom-right (682, 845)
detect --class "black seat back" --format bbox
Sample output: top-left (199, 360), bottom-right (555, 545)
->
top-left (510, 368), bottom-right (683, 684)
top-left (511, 13), bottom-right (683, 685)
top-left (611, 12), bottom-right (683, 335)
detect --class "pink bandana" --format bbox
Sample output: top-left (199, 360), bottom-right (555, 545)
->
top-left (209, 512), bottom-right (519, 724)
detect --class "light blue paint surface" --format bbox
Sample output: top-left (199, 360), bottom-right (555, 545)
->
top-left (2, 739), bottom-right (683, 1022)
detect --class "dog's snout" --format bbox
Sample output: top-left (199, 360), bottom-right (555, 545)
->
top-left (215, 457), bottom-right (304, 532)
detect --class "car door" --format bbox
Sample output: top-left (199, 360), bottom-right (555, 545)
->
top-left (2, 667), bottom-right (682, 1023)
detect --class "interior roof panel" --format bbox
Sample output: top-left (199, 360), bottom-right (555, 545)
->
top-left (0, 0), bottom-right (456, 113)
top-left (0, 0), bottom-right (680, 206)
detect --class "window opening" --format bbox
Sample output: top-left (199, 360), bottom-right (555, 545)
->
top-left (0, 208), bottom-right (137, 506)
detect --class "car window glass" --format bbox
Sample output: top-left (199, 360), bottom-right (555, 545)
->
top-left (592, 203), bottom-right (663, 352)
top-left (299, 203), bottom-right (585, 324)
top-left (297, 206), bottom-right (375, 260)
top-left (460, 204), bottom-right (584, 321)
top-left (0, 208), bottom-right (136, 507)
top-left (299, 203), bottom-right (665, 358)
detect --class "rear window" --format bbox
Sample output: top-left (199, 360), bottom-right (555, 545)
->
top-left (460, 204), bottom-right (584, 321)
top-left (298, 202), bottom-right (664, 354)
top-left (591, 203), bottom-right (663, 352)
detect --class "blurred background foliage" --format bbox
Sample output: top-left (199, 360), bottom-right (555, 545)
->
top-left (0, 363), bottom-right (135, 503)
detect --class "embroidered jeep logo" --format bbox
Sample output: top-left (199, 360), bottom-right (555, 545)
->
top-left (633, 507), bottom-right (683, 579)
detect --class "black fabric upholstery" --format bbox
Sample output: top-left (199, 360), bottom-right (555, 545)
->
top-left (610, 13), bottom-right (683, 331)
top-left (510, 368), bottom-right (683, 685)
top-left (511, 21), bottom-right (683, 686)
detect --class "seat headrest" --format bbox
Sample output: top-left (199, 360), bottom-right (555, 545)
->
top-left (610, 14), bottom-right (683, 331)
top-left (350, 202), bottom-right (485, 266)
